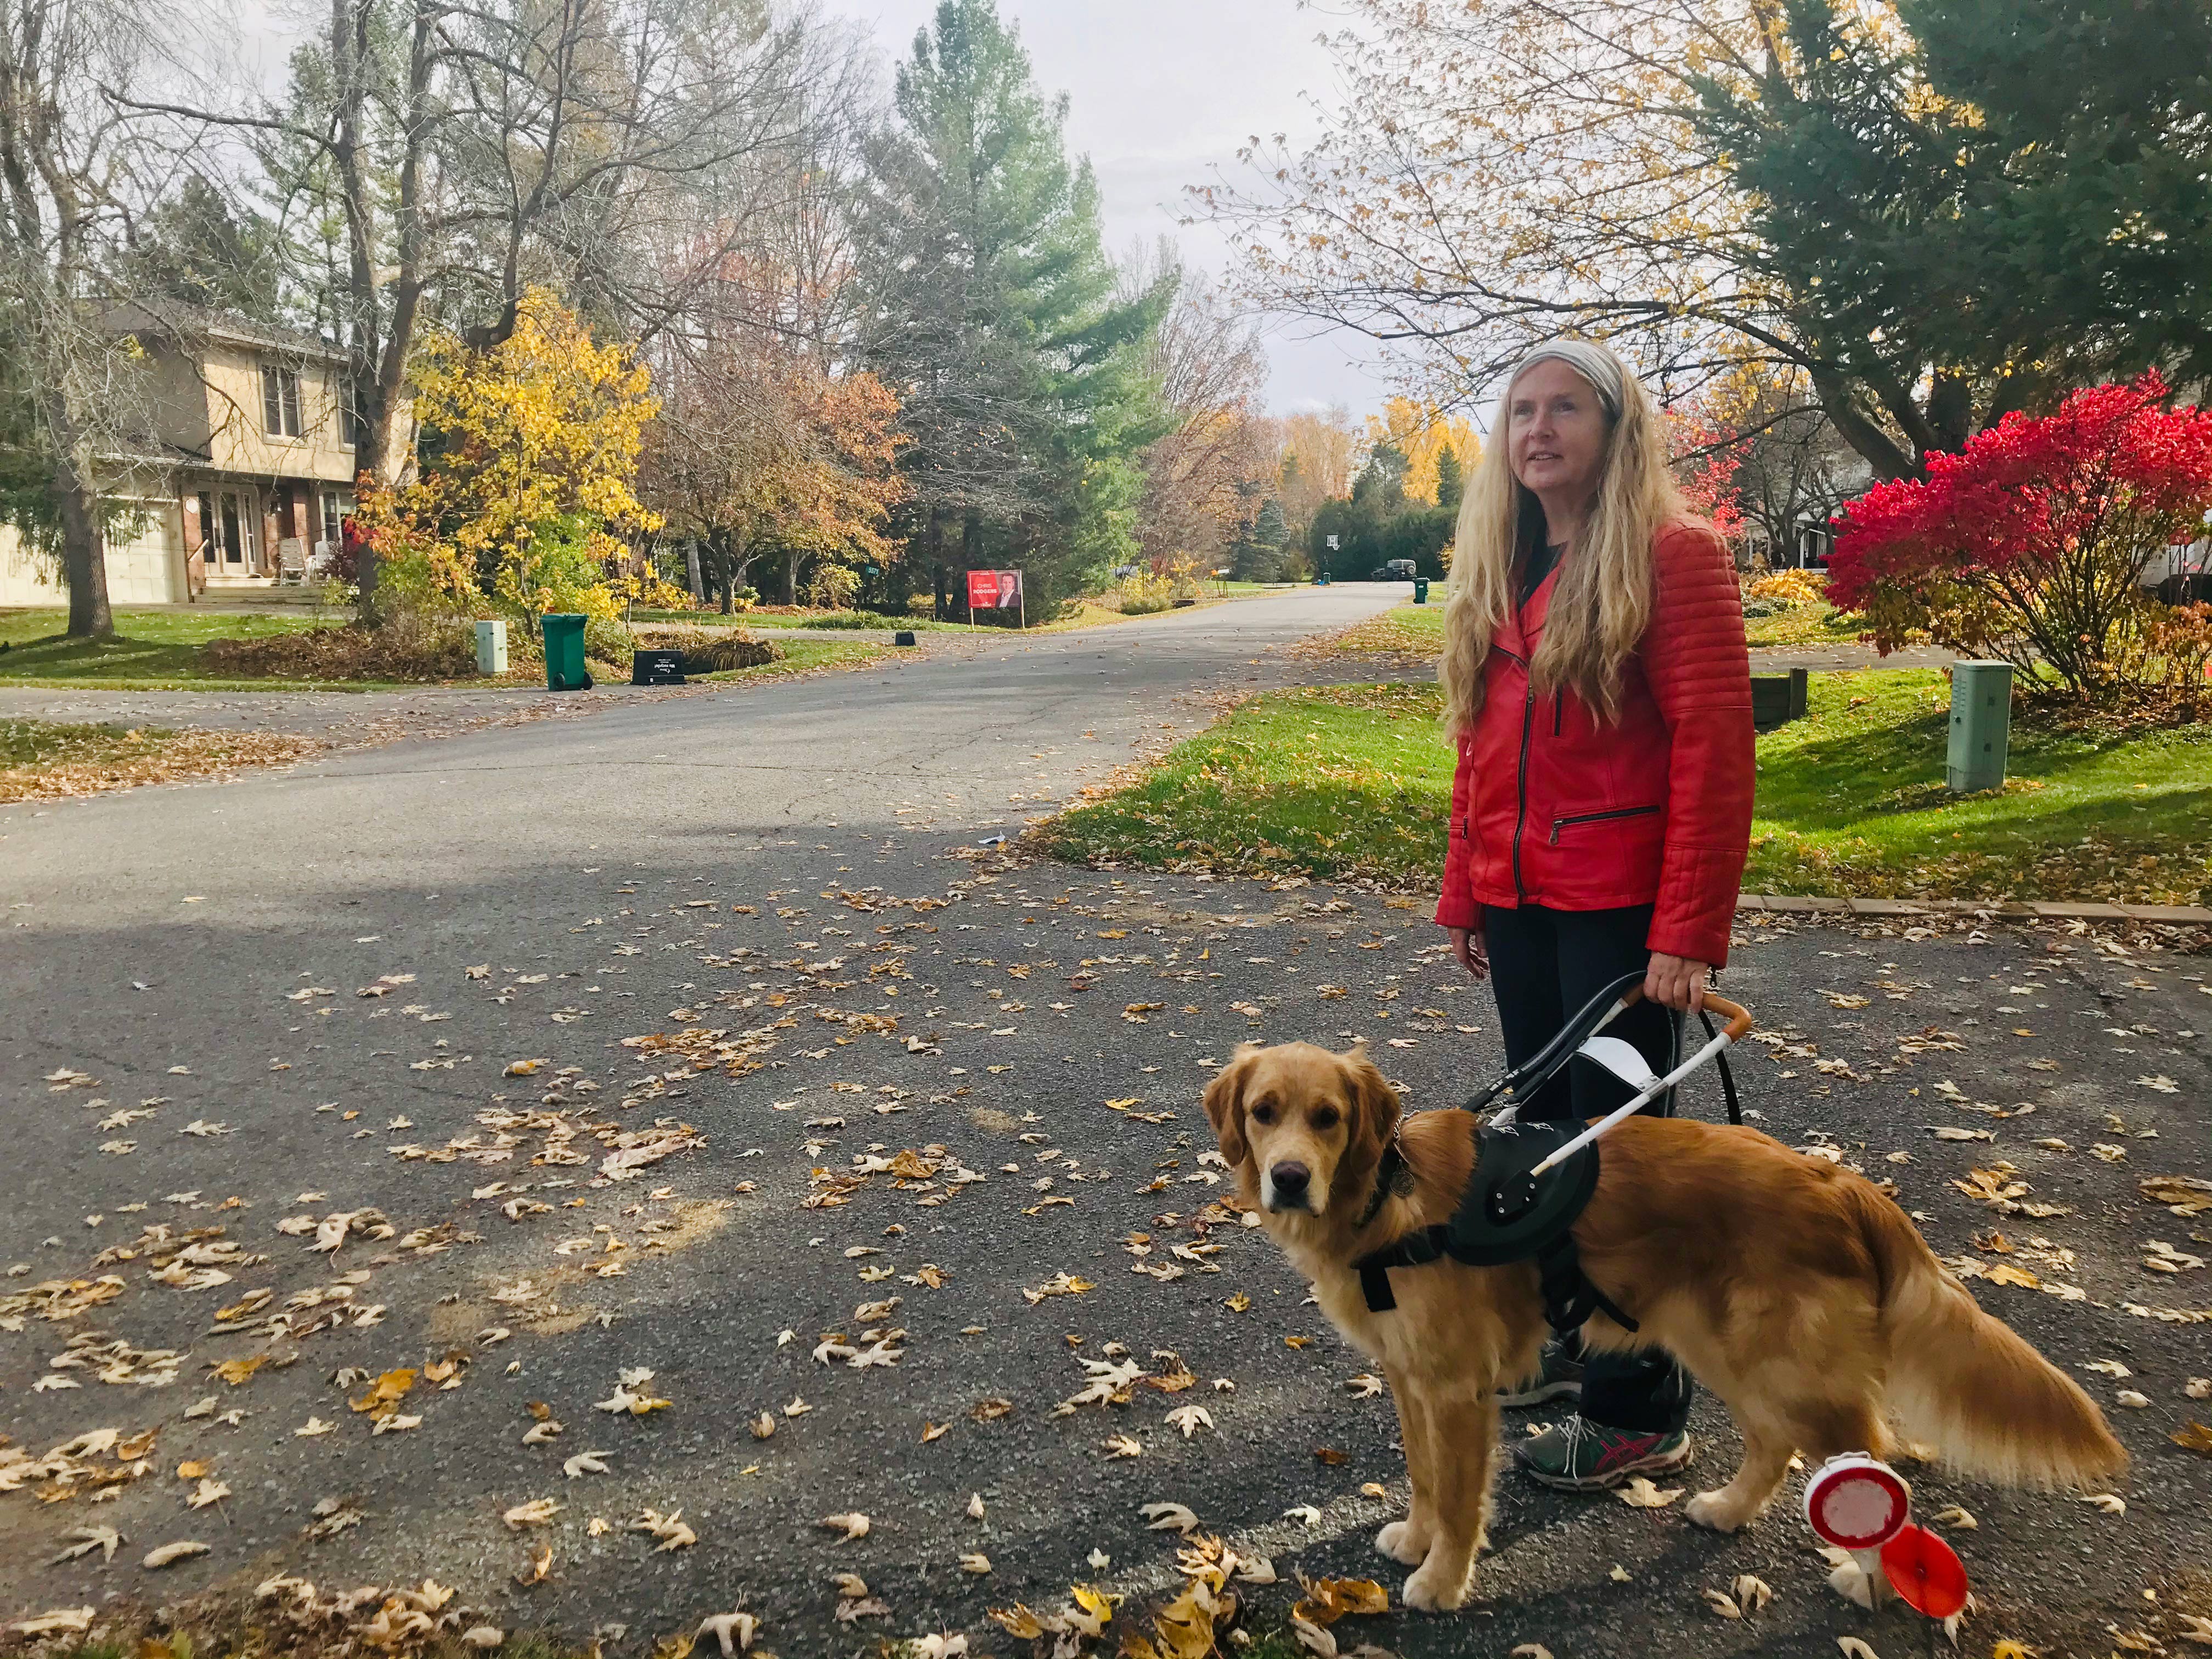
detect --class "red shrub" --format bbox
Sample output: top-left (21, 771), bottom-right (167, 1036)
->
top-left (1829, 374), bottom-right (2212, 701)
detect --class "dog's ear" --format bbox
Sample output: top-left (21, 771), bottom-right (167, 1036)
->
top-left (1203, 1044), bottom-right (1261, 1168)
top-left (1341, 1042), bottom-right (1403, 1172)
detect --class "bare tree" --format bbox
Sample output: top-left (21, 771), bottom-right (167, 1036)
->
top-left (0, 0), bottom-right (185, 635)
top-left (1120, 239), bottom-right (1272, 573)
top-left (123, 0), bottom-right (851, 609)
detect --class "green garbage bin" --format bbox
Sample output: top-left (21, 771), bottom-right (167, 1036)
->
top-left (540, 613), bottom-right (592, 692)
top-left (1413, 577), bottom-right (1430, 604)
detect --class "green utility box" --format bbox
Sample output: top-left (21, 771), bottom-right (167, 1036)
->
top-left (1946, 660), bottom-right (2012, 792)
top-left (1413, 577), bottom-right (1431, 604)
top-left (541, 613), bottom-right (592, 692)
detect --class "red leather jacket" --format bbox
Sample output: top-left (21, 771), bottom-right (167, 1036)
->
top-left (1435, 520), bottom-right (1754, 967)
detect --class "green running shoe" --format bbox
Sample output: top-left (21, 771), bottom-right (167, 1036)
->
top-left (1513, 1414), bottom-right (1694, 1492)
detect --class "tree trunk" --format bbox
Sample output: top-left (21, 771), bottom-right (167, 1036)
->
top-left (686, 540), bottom-right (703, 601)
top-left (783, 546), bottom-right (802, 606)
top-left (54, 445), bottom-right (114, 639)
top-left (927, 509), bottom-right (946, 620)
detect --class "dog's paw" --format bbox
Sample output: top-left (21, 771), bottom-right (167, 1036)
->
top-left (1374, 1519), bottom-right (1430, 1565)
top-left (1402, 1558), bottom-right (1473, 1612)
top-left (1683, 1489), bottom-right (1747, 1533)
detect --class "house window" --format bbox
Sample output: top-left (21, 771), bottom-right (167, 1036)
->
top-left (338, 377), bottom-right (364, 449)
top-left (261, 365), bottom-right (302, 438)
top-left (320, 489), bottom-right (350, 550)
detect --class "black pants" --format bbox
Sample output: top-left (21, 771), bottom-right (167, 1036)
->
top-left (1482, 901), bottom-right (1694, 1436)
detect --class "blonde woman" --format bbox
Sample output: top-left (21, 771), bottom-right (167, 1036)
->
top-left (1436, 341), bottom-right (1754, 1491)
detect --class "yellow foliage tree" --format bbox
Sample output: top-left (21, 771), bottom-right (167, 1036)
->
top-left (1363, 397), bottom-right (1480, 506)
top-left (406, 287), bottom-right (663, 623)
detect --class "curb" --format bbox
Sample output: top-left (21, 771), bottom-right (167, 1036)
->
top-left (1737, 894), bottom-right (2212, 924)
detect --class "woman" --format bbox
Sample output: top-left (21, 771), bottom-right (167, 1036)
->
top-left (1436, 341), bottom-right (1754, 1492)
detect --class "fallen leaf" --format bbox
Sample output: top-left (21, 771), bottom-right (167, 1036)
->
top-left (186, 1479), bottom-right (230, 1510)
top-left (820, 1512), bottom-right (870, 1542)
top-left (295, 1417), bottom-right (334, 1438)
top-left (1730, 1574), bottom-right (1772, 1613)
top-left (461, 1628), bottom-right (505, 1650)
top-left (1508, 1646), bottom-right (1553, 1659)
top-left (48, 1527), bottom-right (122, 1565)
top-left (695, 1612), bottom-right (756, 1657)
top-left (563, 1452), bottom-right (610, 1479)
top-left (2172, 1421), bottom-right (2212, 1455)
top-left (503, 1498), bottom-right (562, 1528)
top-left (1103, 1433), bottom-right (1143, 1459)
top-left (9, 1611), bottom-right (96, 1638)
top-left (2080, 1492), bottom-right (2127, 1514)
top-left (1701, 1589), bottom-right (1742, 1618)
top-left (142, 1540), bottom-right (210, 1568)
top-left (2118, 1390), bottom-right (2151, 1408)
top-left (1837, 1641), bottom-right (1881, 1659)
top-left (1166, 1404), bottom-right (1214, 1438)
top-left (1616, 1477), bottom-right (1683, 1508)
top-left (1141, 1501), bottom-right (1199, 1534)
top-left (1293, 1575), bottom-right (1390, 1625)
top-left (751, 1412), bottom-right (776, 1441)
top-left (959, 1552), bottom-right (991, 1575)
top-left (1929, 1504), bottom-right (1977, 1530)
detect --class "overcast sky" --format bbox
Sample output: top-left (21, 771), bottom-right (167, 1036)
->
top-left (223, 0), bottom-right (1396, 416)
top-left (848, 0), bottom-right (1393, 417)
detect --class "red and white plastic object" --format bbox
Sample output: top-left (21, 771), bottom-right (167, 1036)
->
top-left (1803, 1453), bottom-right (1971, 1620)
top-left (1804, 1453), bottom-right (1911, 1551)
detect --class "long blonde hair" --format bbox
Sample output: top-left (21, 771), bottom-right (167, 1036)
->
top-left (1439, 343), bottom-right (1684, 734)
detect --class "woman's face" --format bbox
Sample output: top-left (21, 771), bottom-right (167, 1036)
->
top-left (1507, 359), bottom-right (1610, 511)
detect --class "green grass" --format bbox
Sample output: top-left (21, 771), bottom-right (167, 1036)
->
top-left (1034, 681), bottom-right (1452, 883)
top-left (1037, 670), bottom-right (2212, 905)
top-left (0, 605), bottom-right (348, 688)
top-left (1742, 602), bottom-right (1869, 650)
top-left (0, 716), bottom-right (172, 768)
top-left (697, 636), bottom-right (893, 679)
top-left (1306, 602), bottom-right (1446, 658)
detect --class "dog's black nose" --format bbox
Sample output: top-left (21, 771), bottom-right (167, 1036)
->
top-left (1270, 1161), bottom-right (1311, 1201)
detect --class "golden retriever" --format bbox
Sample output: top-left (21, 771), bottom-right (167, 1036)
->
top-left (1204, 1040), bottom-right (2126, 1612)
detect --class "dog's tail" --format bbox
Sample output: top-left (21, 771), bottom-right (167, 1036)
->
top-left (1857, 1183), bottom-right (2127, 1489)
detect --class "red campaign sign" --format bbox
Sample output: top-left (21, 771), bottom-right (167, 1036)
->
top-left (967, 569), bottom-right (1022, 609)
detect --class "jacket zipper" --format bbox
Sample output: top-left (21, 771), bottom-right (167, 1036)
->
top-left (1548, 804), bottom-right (1660, 845)
top-left (1511, 681), bottom-right (1534, 899)
top-left (1486, 644), bottom-right (1536, 901)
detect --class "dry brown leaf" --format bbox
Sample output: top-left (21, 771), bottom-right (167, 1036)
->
top-left (142, 1540), bottom-right (210, 1568)
top-left (1615, 1477), bottom-right (1683, 1508)
top-left (503, 1498), bottom-right (562, 1529)
top-left (819, 1512), bottom-right (870, 1542)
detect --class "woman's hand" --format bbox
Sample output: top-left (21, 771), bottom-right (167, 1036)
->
top-left (1448, 925), bottom-right (1490, 981)
top-left (1644, 951), bottom-right (1709, 1014)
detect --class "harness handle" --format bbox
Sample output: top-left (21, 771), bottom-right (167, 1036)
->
top-left (1609, 982), bottom-right (1753, 1043)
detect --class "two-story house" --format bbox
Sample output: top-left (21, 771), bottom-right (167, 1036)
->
top-left (0, 308), bottom-right (405, 607)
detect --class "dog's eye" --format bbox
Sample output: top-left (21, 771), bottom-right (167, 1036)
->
top-left (1249, 1103), bottom-right (1276, 1125)
top-left (1310, 1107), bottom-right (1340, 1131)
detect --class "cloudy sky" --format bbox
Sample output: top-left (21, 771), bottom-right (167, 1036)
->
top-left (851, 0), bottom-right (1391, 416)
top-left (224, 0), bottom-right (1393, 415)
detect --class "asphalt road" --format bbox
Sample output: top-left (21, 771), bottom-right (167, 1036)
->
top-left (3, 584), bottom-right (2208, 1659)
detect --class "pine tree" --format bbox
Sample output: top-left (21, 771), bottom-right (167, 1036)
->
top-left (853, 0), bottom-right (1167, 617)
top-left (1434, 448), bottom-right (1464, 515)
top-left (121, 174), bottom-right (284, 319)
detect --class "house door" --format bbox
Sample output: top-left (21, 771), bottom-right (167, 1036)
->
top-left (202, 489), bottom-right (259, 573)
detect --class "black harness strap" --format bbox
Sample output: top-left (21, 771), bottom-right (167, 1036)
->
top-left (1350, 1117), bottom-right (1639, 1336)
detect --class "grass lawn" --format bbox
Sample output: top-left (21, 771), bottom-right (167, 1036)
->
top-left (1301, 602), bottom-right (1446, 659)
top-left (0, 606), bottom-right (354, 689)
top-left (0, 717), bottom-right (318, 802)
top-left (696, 636), bottom-right (893, 680)
top-left (1308, 599), bottom-right (1869, 660)
top-left (1742, 602), bottom-right (1869, 650)
top-left (1036, 670), bottom-right (2212, 905)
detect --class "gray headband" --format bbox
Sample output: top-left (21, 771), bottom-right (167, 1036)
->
top-left (1507, 342), bottom-right (1625, 418)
